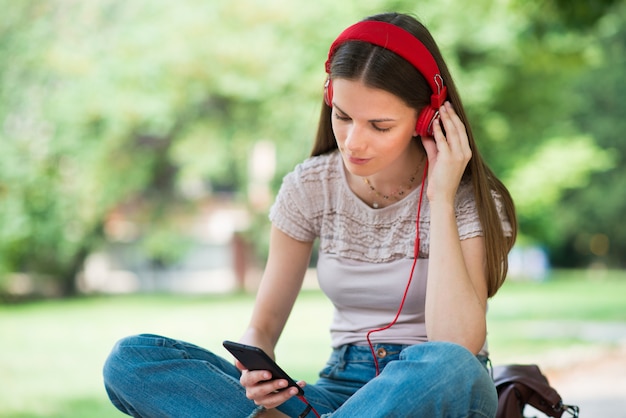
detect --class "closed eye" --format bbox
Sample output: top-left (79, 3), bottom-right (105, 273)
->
top-left (334, 114), bottom-right (351, 122)
top-left (333, 106), bottom-right (394, 133)
top-left (371, 123), bottom-right (391, 133)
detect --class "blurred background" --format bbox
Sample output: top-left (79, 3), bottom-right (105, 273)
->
top-left (1, 0), bottom-right (624, 417)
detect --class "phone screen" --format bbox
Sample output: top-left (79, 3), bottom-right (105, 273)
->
top-left (222, 340), bottom-right (304, 396)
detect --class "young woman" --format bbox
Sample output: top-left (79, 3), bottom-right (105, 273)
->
top-left (103, 12), bottom-right (516, 417)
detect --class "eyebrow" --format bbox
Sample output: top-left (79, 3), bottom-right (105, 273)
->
top-left (333, 104), bottom-right (397, 123)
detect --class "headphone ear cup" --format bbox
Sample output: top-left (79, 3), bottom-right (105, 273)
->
top-left (415, 106), bottom-right (437, 137)
top-left (324, 78), bottom-right (333, 107)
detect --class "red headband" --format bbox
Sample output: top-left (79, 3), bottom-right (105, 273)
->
top-left (325, 21), bottom-right (446, 107)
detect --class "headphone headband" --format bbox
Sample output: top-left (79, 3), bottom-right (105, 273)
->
top-left (325, 21), bottom-right (445, 100)
top-left (324, 20), bottom-right (448, 136)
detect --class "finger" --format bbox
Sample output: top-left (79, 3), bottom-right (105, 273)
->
top-left (240, 369), bottom-right (270, 387)
top-left (438, 104), bottom-right (459, 143)
top-left (444, 101), bottom-right (464, 127)
top-left (235, 360), bottom-right (246, 371)
top-left (431, 115), bottom-right (449, 151)
top-left (250, 381), bottom-right (300, 409)
top-left (441, 103), bottom-right (468, 140)
top-left (444, 102), bottom-right (472, 157)
top-left (440, 103), bottom-right (471, 157)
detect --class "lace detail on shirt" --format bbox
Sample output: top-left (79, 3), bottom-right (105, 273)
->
top-left (270, 151), bottom-right (491, 264)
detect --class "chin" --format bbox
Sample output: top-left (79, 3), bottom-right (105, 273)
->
top-left (343, 160), bottom-right (371, 177)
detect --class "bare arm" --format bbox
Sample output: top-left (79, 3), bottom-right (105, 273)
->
top-left (237, 226), bottom-right (313, 410)
top-left (239, 225), bottom-right (314, 357)
top-left (426, 210), bottom-right (488, 353)
top-left (421, 102), bottom-right (488, 354)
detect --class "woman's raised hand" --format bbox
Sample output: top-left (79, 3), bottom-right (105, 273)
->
top-left (420, 101), bottom-right (472, 204)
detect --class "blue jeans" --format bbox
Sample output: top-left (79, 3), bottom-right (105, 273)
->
top-left (103, 334), bottom-right (497, 417)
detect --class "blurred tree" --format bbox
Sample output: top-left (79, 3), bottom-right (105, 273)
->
top-left (0, 0), bottom-right (382, 296)
top-left (550, 1), bottom-right (626, 267)
top-left (490, 0), bottom-right (625, 267)
top-left (1, 0), bottom-right (624, 298)
top-left (0, 0), bottom-right (84, 295)
top-left (396, 0), bottom-right (623, 267)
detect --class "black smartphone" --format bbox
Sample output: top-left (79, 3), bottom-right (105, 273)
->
top-left (222, 340), bottom-right (304, 396)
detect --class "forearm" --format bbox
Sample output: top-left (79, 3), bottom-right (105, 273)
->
top-left (242, 274), bottom-right (302, 353)
top-left (239, 227), bottom-right (313, 356)
top-left (425, 201), bottom-right (487, 354)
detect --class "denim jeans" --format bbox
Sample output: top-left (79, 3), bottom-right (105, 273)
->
top-left (103, 334), bottom-right (497, 417)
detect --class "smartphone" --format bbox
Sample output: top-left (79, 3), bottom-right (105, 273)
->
top-left (222, 340), bottom-right (304, 396)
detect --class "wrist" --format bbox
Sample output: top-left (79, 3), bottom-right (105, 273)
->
top-left (239, 328), bottom-right (276, 355)
top-left (428, 199), bottom-right (455, 212)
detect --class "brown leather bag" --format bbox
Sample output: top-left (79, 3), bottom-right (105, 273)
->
top-left (493, 364), bottom-right (579, 418)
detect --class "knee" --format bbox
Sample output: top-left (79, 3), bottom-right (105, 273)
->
top-left (102, 335), bottom-right (136, 389)
top-left (103, 334), bottom-right (158, 389)
top-left (399, 342), bottom-right (496, 405)
top-left (404, 342), bottom-right (490, 381)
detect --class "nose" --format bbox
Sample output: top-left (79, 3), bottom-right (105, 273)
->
top-left (344, 124), bottom-right (367, 152)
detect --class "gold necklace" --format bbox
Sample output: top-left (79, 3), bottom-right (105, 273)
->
top-left (363, 165), bottom-right (420, 209)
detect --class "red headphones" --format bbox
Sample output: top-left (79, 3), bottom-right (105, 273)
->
top-left (324, 21), bottom-right (447, 137)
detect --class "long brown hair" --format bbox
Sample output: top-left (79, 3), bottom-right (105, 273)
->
top-left (312, 12), bottom-right (517, 297)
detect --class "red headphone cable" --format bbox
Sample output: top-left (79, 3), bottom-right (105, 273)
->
top-left (295, 160), bottom-right (427, 415)
top-left (297, 395), bottom-right (321, 418)
top-left (366, 160), bottom-right (428, 376)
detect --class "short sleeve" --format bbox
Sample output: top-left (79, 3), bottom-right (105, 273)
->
top-left (454, 179), bottom-right (513, 240)
top-left (454, 180), bottom-right (483, 240)
top-left (269, 165), bottom-right (319, 243)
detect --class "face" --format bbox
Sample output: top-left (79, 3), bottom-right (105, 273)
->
top-left (330, 78), bottom-right (419, 178)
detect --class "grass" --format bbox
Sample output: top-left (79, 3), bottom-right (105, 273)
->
top-left (486, 269), bottom-right (626, 364)
top-left (1, 269), bottom-right (624, 417)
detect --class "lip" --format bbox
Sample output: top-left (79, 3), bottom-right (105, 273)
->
top-left (347, 155), bottom-right (371, 165)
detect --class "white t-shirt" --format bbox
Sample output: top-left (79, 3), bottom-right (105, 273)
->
top-left (269, 150), bottom-right (509, 352)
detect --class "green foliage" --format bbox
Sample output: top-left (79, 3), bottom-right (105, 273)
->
top-left (141, 228), bottom-right (190, 267)
top-left (506, 136), bottom-right (614, 245)
top-left (548, 3), bottom-right (626, 267)
top-left (1, 0), bottom-right (625, 296)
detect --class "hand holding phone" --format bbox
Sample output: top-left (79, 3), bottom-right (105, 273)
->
top-left (222, 340), bottom-right (304, 396)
